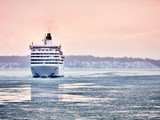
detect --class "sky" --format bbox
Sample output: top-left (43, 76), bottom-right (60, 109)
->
top-left (0, 0), bottom-right (160, 59)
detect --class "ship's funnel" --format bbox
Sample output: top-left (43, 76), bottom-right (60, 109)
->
top-left (45, 33), bottom-right (52, 45)
top-left (46, 33), bottom-right (52, 40)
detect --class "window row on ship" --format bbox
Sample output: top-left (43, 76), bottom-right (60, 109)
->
top-left (31, 59), bottom-right (63, 61)
top-left (31, 56), bottom-right (60, 58)
top-left (31, 53), bottom-right (62, 55)
top-left (32, 49), bottom-right (60, 51)
top-left (31, 62), bottom-right (63, 64)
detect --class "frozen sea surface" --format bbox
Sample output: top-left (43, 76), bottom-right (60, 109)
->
top-left (0, 69), bottom-right (160, 120)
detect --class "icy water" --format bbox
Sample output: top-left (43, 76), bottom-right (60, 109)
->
top-left (0, 69), bottom-right (160, 120)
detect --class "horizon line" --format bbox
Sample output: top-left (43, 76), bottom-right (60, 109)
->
top-left (0, 55), bottom-right (159, 60)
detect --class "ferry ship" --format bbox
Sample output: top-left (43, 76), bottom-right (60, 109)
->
top-left (29, 33), bottom-right (64, 78)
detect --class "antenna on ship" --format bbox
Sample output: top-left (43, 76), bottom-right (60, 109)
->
top-left (42, 34), bottom-right (46, 45)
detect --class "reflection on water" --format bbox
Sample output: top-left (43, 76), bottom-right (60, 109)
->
top-left (59, 83), bottom-right (98, 102)
top-left (0, 69), bottom-right (160, 119)
top-left (59, 83), bottom-right (115, 102)
top-left (59, 94), bottom-right (99, 102)
top-left (0, 85), bottom-right (31, 103)
top-left (59, 83), bottom-right (95, 89)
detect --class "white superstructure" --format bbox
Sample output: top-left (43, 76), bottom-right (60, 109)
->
top-left (29, 33), bottom-right (64, 78)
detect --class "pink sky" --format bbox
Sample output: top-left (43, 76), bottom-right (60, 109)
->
top-left (0, 0), bottom-right (160, 59)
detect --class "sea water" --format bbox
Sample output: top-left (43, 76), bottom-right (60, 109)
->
top-left (0, 69), bottom-right (160, 120)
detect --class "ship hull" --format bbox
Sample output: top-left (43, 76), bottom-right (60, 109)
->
top-left (31, 65), bottom-right (64, 78)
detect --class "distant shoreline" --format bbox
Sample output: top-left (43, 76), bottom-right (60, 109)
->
top-left (0, 55), bottom-right (160, 69)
